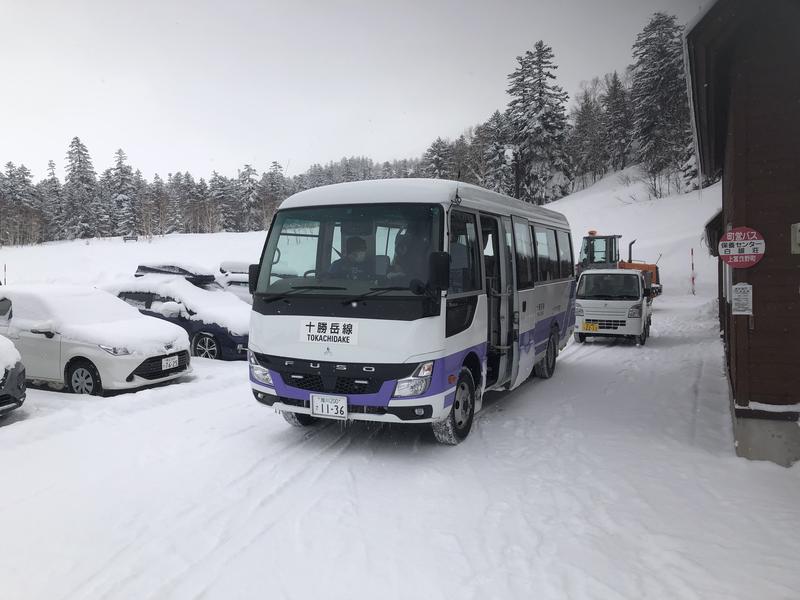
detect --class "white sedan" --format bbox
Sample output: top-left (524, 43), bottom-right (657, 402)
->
top-left (0, 286), bottom-right (191, 395)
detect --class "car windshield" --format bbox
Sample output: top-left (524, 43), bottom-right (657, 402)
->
top-left (256, 203), bottom-right (443, 298)
top-left (577, 273), bottom-right (641, 300)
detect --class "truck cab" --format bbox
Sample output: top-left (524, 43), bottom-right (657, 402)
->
top-left (574, 269), bottom-right (652, 345)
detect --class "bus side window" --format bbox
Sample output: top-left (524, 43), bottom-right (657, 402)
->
top-left (448, 211), bottom-right (481, 294)
top-left (513, 221), bottom-right (536, 289)
top-left (556, 230), bottom-right (574, 278)
top-left (533, 226), bottom-right (559, 281)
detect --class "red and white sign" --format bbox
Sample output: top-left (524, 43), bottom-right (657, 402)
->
top-left (718, 227), bottom-right (765, 268)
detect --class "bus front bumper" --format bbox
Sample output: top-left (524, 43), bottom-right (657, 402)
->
top-left (250, 380), bottom-right (456, 424)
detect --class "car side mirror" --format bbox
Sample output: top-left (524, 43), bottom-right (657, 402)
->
top-left (159, 301), bottom-right (183, 318)
top-left (248, 264), bottom-right (260, 295)
top-left (429, 252), bottom-right (450, 292)
top-left (643, 288), bottom-right (651, 298)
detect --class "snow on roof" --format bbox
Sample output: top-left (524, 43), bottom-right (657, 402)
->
top-left (104, 276), bottom-right (251, 336)
top-left (0, 285), bottom-right (188, 355)
top-left (280, 178), bottom-right (569, 229)
top-left (0, 334), bottom-right (21, 371)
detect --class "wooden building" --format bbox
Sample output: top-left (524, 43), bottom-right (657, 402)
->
top-left (687, 0), bottom-right (800, 466)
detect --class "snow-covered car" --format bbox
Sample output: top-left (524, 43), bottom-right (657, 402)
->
top-left (0, 333), bottom-right (26, 416)
top-left (218, 261), bottom-right (252, 304)
top-left (106, 276), bottom-right (250, 360)
top-left (0, 286), bottom-right (191, 395)
top-left (135, 262), bottom-right (223, 290)
top-left (574, 269), bottom-right (652, 345)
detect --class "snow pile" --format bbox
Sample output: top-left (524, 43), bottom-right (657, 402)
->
top-left (0, 334), bottom-right (21, 371)
top-left (550, 168), bottom-right (721, 297)
top-left (104, 276), bottom-right (251, 335)
top-left (1, 286), bottom-right (189, 356)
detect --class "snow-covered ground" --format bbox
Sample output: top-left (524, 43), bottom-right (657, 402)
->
top-left (1, 174), bottom-right (799, 600)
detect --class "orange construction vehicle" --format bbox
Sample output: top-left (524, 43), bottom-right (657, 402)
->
top-left (576, 230), bottom-right (662, 296)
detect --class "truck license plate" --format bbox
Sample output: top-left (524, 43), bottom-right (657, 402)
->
top-left (311, 394), bottom-right (348, 420)
top-left (582, 323), bottom-right (599, 332)
top-left (162, 355), bottom-right (180, 370)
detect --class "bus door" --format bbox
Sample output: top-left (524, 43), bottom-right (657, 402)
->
top-left (480, 214), bottom-right (515, 388)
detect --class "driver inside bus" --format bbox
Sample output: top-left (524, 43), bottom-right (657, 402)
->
top-left (329, 236), bottom-right (371, 280)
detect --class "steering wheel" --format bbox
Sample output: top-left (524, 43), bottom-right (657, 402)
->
top-left (303, 269), bottom-right (317, 278)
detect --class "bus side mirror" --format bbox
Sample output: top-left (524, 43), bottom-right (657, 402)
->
top-left (429, 252), bottom-right (450, 291)
top-left (248, 264), bottom-right (260, 295)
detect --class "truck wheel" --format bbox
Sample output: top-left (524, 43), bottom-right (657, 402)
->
top-left (637, 326), bottom-right (648, 346)
top-left (534, 330), bottom-right (558, 379)
top-left (283, 411), bottom-right (318, 427)
top-left (432, 367), bottom-right (475, 445)
top-left (574, 332), bottom-right (586, 344)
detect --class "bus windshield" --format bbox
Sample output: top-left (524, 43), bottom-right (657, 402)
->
top-left (255, 203), bottom-right (443, 298)
top-left (577, 273), bottom-right (641, 300)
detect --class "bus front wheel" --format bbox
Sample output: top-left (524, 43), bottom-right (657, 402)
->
top-left (432, 367), bottom-right (475, 445)
top-left (535, 330), bottom-right (558, 379)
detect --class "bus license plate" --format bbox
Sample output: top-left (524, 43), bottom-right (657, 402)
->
top-left (311, 394), bottom-right (348, 420)
top-left (162, 355), bottom-right (180, 370)
top-left (582, 323), bottom-right (599, 332)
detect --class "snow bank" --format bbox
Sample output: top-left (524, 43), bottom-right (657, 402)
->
top-left (104, 276), bottom-right (251, 335)
top-left (550, 167), bottom-right (721, 297)
top-left (1, 285), bottom-right (189, 356)
top-left (0, 334), bottom-right (21, 371)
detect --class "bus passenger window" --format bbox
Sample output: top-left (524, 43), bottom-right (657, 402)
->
top-left (449, 211), bottom-right (481, 294)
top-left (534, 226), bottom-right (559, 281)
top-left (513, 221), bottom-right (535, 289)
top-left (556, 230), bottom-right (574, 278)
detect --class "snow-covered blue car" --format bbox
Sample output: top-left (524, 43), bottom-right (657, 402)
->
top-left (106, 276), bottom-right (250, 361)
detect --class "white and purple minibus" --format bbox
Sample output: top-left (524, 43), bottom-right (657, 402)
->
top-left (248, 179), bottom-right (575, 444)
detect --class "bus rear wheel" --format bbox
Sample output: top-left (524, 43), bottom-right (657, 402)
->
top-left (534, 330), bottom-right (558, 379)
top-left (432, 367), bottom-right (475, 445)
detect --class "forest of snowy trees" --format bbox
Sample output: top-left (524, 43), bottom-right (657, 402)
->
top-left (0, 12), bottom-right (699, 246)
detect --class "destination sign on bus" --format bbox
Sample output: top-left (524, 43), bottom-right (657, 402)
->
top-left (300, 320), bottom-right (359, 345)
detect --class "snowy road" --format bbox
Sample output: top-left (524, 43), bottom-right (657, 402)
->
top-left (2, 294), bottom-right (799, 600)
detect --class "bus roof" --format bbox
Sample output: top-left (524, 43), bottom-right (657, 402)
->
top-left (279, 179), bottom-right (570, 230)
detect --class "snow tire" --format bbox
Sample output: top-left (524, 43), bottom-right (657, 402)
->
top-left (574, 332), bottom-right (586, 344)
top-left (534, 330), bottom-right (558, 379)
top-left (67, 360), bottom-right (103, 396)
top-left (192, 334), bottom-right (220, 360)
top-left (432, 367), bottom-right (475, 445)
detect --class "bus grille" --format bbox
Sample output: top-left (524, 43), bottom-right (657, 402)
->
top-left (284, 373), bottom-right (377, 395)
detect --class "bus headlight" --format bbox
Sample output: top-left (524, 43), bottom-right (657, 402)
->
top-left (393, 361), bottom-right (434, 398)
top-left (628, 304), bottom-right (642, 318)
top-left (575, 302), bottom-right (584, 317)
top-left (248, 350), bottom-right (274, 386)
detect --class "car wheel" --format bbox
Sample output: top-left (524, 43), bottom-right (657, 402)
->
top-left (192, 334), bottom-right (220, 359)
top-left (574, 332), bottom-right (586, 344)
top-left (534, 330), bottom-right (558, 379)
top-left (283, 411), bottom-right (319, 427)
top-left (67, 361), bottom-right (103, 396)
top-left (432, 367), bottom-right (476, 445)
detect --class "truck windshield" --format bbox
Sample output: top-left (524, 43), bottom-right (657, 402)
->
top-left (577, 273), bottom-right (641, 300)
top-left (255, 203), bottom-right (443, 299)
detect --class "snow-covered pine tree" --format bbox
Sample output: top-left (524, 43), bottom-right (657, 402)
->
top-left (38, 160), bottom-right (63, 241)
top-left (506, 40), bottom-right (571, 204)
top-left (256, 161), bottom-right (287, 229)
top-left (600, 71), bottom-right (634, 172)
top-left (423, 137), bottom-right (453, 179)
top-left (150, 174), bottom-right (168, 236)
top-left (165, 173), bottom-right (184, 234)
top-left (568, 82), bottom-right (606, 188)
top-left (63, 137), bottom-right (100, 239)
top-left (236, 164), bottom-right (260, 231)
top-left (209, 172), bottom-right (236, 232)
top-left (109, 149), bottom-right (137, 236)
top-left (480, 111), bottom-right (514, 194)
top-left (631, 12), bottom-right (692, 196)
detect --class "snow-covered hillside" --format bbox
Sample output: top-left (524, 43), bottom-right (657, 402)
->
top-left (2, 176), bottom-right (799, 600)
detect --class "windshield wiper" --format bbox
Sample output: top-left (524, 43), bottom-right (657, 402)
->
top-left (341, 285), bottom-right (419, 305)
top-left (256, 284), bottom-right (347, 304)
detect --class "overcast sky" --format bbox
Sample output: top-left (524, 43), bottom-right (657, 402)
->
top-left (1, 0), bottom-right (704, 181)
